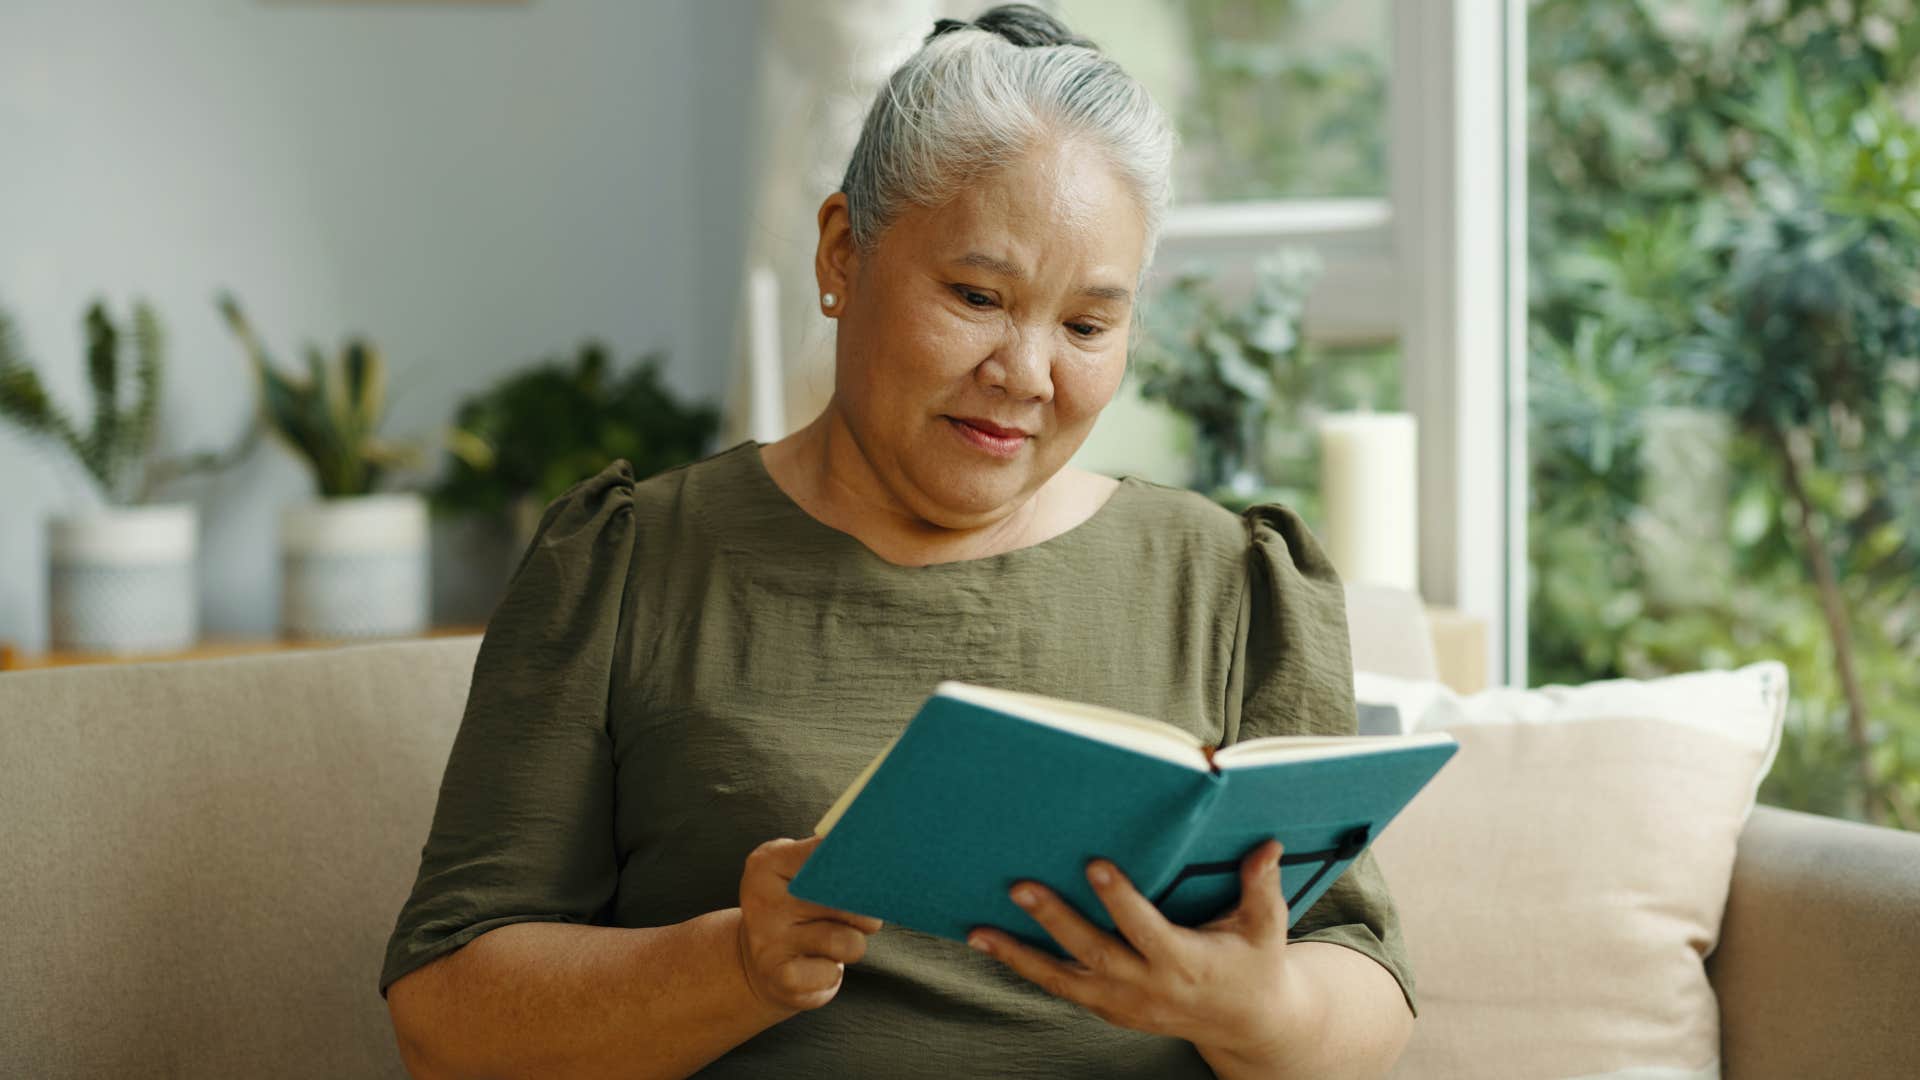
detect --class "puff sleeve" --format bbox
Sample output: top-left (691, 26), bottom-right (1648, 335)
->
top-left (1225, 503), bottom-right (1418, 1019)
top-left (378, 461), bottom-right (637, 998)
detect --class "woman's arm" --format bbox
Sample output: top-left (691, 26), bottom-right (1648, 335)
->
top-left (1195, 941), bottom-right (1414, 1080)
top-left (389, 835), bottom-right (879, 1080)
top-left (387, 909), bottom-right (792, 1080)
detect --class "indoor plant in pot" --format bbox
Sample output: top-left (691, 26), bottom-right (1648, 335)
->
top-left (0, 300), bottom-right (200, 654)
top-left (435, 340), bottom-right (718, 558)
top-left (1135, 247), bottom-right (1325, 511)
top-left (217, 292), bottom-right (426, 640)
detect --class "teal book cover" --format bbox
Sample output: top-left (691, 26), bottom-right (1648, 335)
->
top-left (788, 683), bottom-right (1459, 955)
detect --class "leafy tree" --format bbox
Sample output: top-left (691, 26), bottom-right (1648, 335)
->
top-left (1529, 0), bottom-right (1920, 827)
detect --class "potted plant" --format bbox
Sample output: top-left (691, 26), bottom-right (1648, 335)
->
top-left (0, 300), bottom-right (200, 653)
top-left (217, 292), bottom-right (427, 641)
top-left (435, 341), bottom-right (718, 556)
top-left (1135, 248), bottom-right (1324, 508)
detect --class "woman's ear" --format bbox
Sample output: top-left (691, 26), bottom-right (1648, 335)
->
top-left (814, 192), bottom-right (858, 316)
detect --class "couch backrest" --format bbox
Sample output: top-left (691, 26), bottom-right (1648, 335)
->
top-left (0, 636), bottom-right (482, 1079)
top-left (0, 586), bottom-right (1430, 1077)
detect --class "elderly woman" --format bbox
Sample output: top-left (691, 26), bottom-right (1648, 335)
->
top-left (381, 6), bottom-right (1414, 1078)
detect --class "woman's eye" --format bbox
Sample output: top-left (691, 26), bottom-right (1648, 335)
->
top-left (1067, 322), bottom-right (1104, 338)
top-left (952, 286), bottom-right (995, 308)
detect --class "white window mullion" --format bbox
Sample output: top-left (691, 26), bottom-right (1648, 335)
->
top-left (1155, 199), bottom-right (1399, 346)
top-left (1390, 0), bottom-right (1520, 685)
top-left (1502, 0), bottom-right (1530, 686)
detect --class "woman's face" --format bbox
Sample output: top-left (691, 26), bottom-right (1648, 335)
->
top-left (815, 139), bottom-right (1148, 529)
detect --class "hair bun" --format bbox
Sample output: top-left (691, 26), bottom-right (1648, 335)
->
top-left (926, 4), bottom-right (1096, 49)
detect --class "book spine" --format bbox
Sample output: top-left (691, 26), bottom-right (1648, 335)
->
top-left (1136, 771), bottom-right (1228, 903)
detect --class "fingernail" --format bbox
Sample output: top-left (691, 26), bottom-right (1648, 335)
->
top-left (968, 933), bottom-right (991, 953)
top-left (1087, 862), bottom-right (1112, 886)
top-left (1011, 885), bottom-right (1037, 907)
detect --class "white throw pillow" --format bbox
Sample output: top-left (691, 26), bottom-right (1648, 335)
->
top-left (1359, 662), bottom-right (1787, 1080)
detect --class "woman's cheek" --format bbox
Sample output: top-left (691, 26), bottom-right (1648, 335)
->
top-left (1058, 343), bottom-right (1128, 417)
top-left (910, 316), bottom-right (1000, 381)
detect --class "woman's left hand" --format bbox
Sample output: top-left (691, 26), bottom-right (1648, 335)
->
top-left (967, 838), bottom-right (1319, 1064)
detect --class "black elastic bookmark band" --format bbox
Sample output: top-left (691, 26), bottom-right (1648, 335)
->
top-left (1150, 824), bottom-right (1373, 911)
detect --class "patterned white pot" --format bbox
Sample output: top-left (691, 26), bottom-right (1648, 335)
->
top-left (280, 494), bottom-right (429, 640)
top-left (48, 504), bottom-right (199, 654)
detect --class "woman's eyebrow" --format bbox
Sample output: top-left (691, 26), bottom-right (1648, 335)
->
top-left (950, 251), bottom-right (1132, 303)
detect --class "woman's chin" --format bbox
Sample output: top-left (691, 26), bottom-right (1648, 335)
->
top-left (903, 456), bottom-right (1041, 528)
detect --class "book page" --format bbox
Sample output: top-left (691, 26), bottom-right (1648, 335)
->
top-left (1213, 730), bottom-right (1457, 768)
top-left (935, 682), bottom-right (1209, 769)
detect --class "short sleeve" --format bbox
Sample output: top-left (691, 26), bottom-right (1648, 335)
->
top-left (378, 460), bottom-right (637, 999)
top-left (1226, 504), bottom-right (1418, 1019)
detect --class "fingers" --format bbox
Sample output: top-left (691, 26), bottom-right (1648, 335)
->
top-left (1005, 881), bottom-right (1144, 979)
top-left (788, 918), bottom-right (872, 965)
top-left (753, 834), bottom-right (824, 880)
top-left (967, 927), bottom-right (1105, 1010)
top-left (767, 955), bottom-right (845, 1010)
top-left (794, 899), bottom-right (884, 935)
top-left (742, 836), bottom-right (883, 933)
top-left (1084, 859), bottom-right (1180, 963)
top-left (738, 834), bottom-right (886, 1013)
top-left (1235, 839), bottom-right (1287, 940)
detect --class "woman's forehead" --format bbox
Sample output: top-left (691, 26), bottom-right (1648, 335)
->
top-left (894, 143), bottom-right (1146, 285)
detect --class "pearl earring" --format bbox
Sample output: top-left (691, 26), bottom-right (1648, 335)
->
top-left (821, 292), bottom-right (838, 309)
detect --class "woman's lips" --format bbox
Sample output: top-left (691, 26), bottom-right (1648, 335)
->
top-left (945, 416), bottom-right (1031, 459)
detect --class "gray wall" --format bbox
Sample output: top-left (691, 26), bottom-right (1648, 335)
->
top-left (0, 0), bottom-right (759, 652)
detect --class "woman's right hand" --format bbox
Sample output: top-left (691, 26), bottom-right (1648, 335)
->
top-left (736, 834), bottom-right (884, 1013)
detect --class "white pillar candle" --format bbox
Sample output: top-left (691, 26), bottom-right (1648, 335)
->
top-left (1317, 412), bottom-right (1419, 593)
top-left (747, 264), bottom-right (785, 444)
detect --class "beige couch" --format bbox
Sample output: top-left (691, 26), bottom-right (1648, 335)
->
top-left (3, 591), bottom-right (1917, 1078)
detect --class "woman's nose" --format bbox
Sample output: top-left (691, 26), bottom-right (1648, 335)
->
top-left (979, 324), bottom-right (1054, 403)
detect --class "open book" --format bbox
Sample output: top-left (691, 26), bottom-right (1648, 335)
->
top-left (788, 681), bottom-right (1458, 954)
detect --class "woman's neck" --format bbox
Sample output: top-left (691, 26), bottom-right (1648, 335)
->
top-left (760, 408), bottom-right (1110, 567)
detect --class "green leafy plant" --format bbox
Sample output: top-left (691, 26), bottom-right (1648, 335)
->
top-left (0, 297), bottom-right (160, 499)
top-left (1679, 81), bottom-right (1920, 820)
top-left (0, 299), bottom-right (166, 504)
top-left (1529, 0), bottom-right (1920, 828)
top-left (1167, 0), bottom-right (1386, 200)
top-left (434, 341), bottom-right (718, 520)
top-left (216, 292), bottom-right (415, 498)
top-left (1136, 248), bottom-right (1323, 498)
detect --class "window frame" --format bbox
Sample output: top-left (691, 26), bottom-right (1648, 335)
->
top-left (1151, 0), bottom-right (1526, 686)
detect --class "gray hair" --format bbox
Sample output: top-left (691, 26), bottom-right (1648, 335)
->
top-left (838, 5), bottom-right (1175, 279)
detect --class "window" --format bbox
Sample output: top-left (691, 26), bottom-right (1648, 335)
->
top-left (1526, 0), bottom-right (1920, 828)
top-left (1068, 0), bottom-right (1519, 687)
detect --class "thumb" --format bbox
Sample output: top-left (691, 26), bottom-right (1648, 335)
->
top-left (1237, 839), bottom-right (1287, 938)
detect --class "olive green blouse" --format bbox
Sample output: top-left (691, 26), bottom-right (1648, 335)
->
top-left (380, 440), bottom-right (1414, 1078)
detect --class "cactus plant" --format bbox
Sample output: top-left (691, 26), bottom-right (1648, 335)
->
top-left (216, 291), bottom-right (416, 497)
top-left (0, 299), bottom-right (167, 504)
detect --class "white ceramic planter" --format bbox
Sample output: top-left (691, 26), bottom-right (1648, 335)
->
top-left (48, 504), bottom-right (199, 654)
top-left (280, 493), bottom-right (429, 640)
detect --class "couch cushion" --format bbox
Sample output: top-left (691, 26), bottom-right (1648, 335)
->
top-left (1343, 583), bottom-right (1439, 684)
top-left (1359, 662), bottom-right (1786, 1080)
top-left (0, 636), bottom-right (481, 1079)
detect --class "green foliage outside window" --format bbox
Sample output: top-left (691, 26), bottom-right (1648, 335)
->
top-left (1165, 0), bottom-right (1386, 200)
top-left (1154, 0), bottom-right (1920, 831)
top-left (1530, 0), bottom-right (1920, 829)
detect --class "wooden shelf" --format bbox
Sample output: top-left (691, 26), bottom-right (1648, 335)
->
top-left (0, 625), bottom-right (485, 673)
